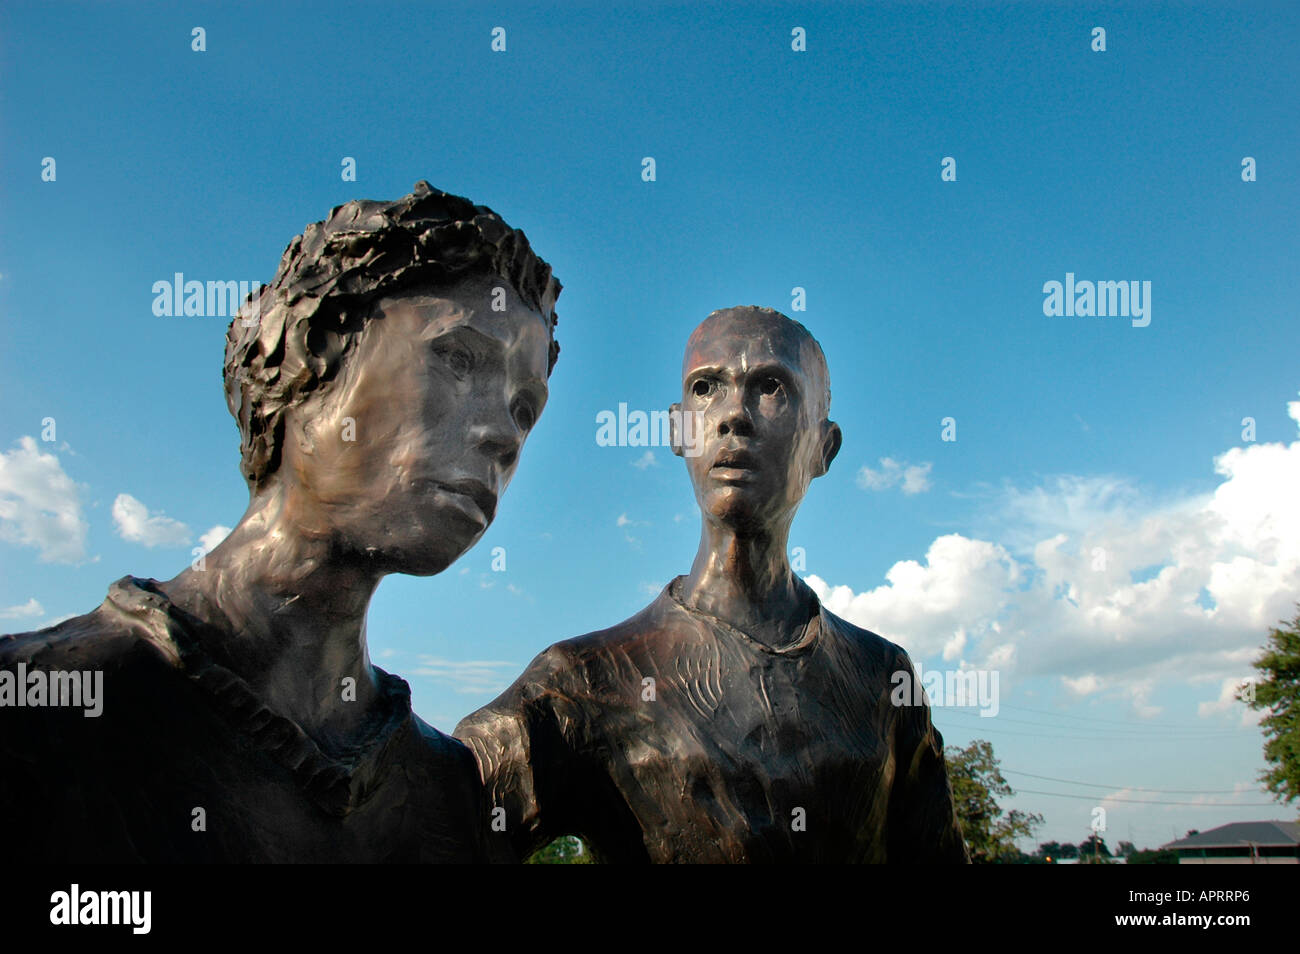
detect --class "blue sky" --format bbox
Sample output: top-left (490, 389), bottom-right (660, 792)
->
top-left (2, 1), bottom-right (1298, 852)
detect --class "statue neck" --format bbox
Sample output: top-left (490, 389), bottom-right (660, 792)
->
top-left (678, 518), bottom-right (813, 649)
top-left (156, 486), bottom-right (385, 753)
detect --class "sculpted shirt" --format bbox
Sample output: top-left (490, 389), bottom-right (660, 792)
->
top-left (456, 577), bottom-right (970, 863)
top-left (0, 576), bottom-right (489, 862)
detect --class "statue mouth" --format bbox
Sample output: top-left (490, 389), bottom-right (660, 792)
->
top-left (712, 448), bottom-right (759, 471)
top-left (428, 479), bottom-right (497, 525)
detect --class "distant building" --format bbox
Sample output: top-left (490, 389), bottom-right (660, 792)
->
top-left (1162, 821), bottom-right (1300, 864)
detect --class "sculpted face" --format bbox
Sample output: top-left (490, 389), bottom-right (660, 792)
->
top-left (676, 308), bottom-right (840, 534)
top-left (280, 272), bottom-right (552, 574)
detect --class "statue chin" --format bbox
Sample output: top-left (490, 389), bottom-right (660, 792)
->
top-left (359, 540), bottom-right (467, 579)
top-left (347, 505), bottom-right (489, 577)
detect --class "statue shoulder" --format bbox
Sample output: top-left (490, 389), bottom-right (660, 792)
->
top-left (553, 589), bottom-right (681, 664)
top-left (0, 596), bottom-right (151, 673)
top-left (411, 710), bottom-right (481, 773)
top-left (457, 594), bottom-right (671, 735)
top-left (818, 606), bottom-right (908, 667)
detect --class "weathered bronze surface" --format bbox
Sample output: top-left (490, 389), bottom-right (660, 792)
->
top-left (0, 182), bottom-right (560, 862)
top-left (458, 307), bottom-right (970, 863)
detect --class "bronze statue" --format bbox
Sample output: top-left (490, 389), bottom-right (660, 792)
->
top-left (0, 182), bottom-right (560, 862)
top-left (457, 306), bottom-right (969, 863)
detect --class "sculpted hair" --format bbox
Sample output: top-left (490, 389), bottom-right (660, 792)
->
top-left (224, 181), bottom-right (562, 489)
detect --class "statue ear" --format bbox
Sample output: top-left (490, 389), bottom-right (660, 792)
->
top-left (814, 420), bottom-right (842, 477)
top-left (669, 403), bottom-right (685, 458)
top-left (286, 405), bottom-right (316, 457)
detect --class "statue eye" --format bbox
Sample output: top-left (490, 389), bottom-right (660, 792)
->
top-left (759, 376), bottom-right (781, 396)
top-left (434, 344), bottom-right (474, 378)
top-left (692, 379), bottom-right (714, 398)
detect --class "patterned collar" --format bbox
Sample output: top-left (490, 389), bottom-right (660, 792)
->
top-left (664, 575), bottom-right (823, 656)
top-left (99, 576), bottom-right (415, 818)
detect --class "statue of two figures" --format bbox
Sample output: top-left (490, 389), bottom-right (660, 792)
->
top-left (0, 183), bottom-right (967, 864)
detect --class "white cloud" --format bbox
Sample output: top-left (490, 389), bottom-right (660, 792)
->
top-left (112, 493), bottom-right (191, 548)
top-left (632, 450), bottom-right (658, 470)
top-left (199, 525), bottom-right (232, 553)
top-left (0, 598), bottom-right (43, 620)
top-left (1062, 674), bottom-right (1102, 697)
top-left (1128, 678), bottom-right (1163, 719)
top-left (942, 627), bottom-right (968, 661)
top-left (1060, 675), bottom-right (1102, 696)
top-left (809, 535), bottom-right (1018, 653)
top-left (410, 656), bottom-right (521, 696)
top-left (0, 436), bottom-right (89, 563)
top-left (808, 392), bottom-right (1300, 707)
top-left (857, 457), bottom-right (933, 495)
top-left (1198, 676), bottom-right (1265, 727)
top-left (617, 512), bottom-right (649, 545)
top-left (1099, 782), bottom-right (1261, 811)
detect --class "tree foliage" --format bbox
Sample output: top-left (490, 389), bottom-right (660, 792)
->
top-left (1077, 834), bottom-right (1113, 863)
top-left (1036, 840), bottom-right (1073, 861)
top-left (1238, 604), bottom-right (1300, 808)
top-left (945, 739), bottom-right (1043, 863)
top-left (525, 835), bottom-right (594, 864)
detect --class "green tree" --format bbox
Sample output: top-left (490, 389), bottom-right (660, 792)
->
top-left (1036, 840), bottom-right (1064, 860)
top-left (1077, 834), bottom-right (1113, 863)
top-left (945, 739), bottom-right (1044, 863)
top-left (1238, 605), bottom-right (1300, 809)
top-left (525, 835), bottom-right (594, 864)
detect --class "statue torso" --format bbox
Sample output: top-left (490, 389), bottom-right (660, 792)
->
top-left (0, 576), bottom-right (490, 863)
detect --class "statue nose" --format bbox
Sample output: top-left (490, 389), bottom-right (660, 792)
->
top-left (470, 415), bottom-right (521, 469)
top-left (717, 395), bottom-right (753, 438)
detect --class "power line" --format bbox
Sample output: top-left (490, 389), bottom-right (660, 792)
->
top-left (936, 722), bottom-right (1149, 742)
top-left (1003, 769), bottom-right (1255, 795)
top-left (999, 702), bottom-right (1248, 731)
top-left (1011, 788), bottom-right (1279, 807)
top-left (936, 709), bottom-right (1243, 738)
top-left (933, 716), bottom-right (1242, 743)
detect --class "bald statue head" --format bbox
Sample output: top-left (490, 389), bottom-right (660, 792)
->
top-left (671, 306), bottom-right (841, 535)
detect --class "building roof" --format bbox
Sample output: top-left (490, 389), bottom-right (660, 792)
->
top-left (1163, 820), bottom-right (1300, 850)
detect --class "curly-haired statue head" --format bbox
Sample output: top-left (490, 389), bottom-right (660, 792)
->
top-left (0, 183), bottom-right (565, 863)
top-left (225, 180), bottom-right (561, 489)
